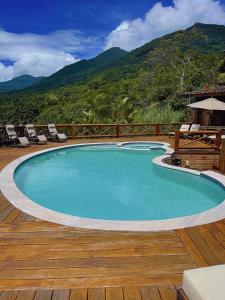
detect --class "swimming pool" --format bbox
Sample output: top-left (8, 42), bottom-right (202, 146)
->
top-left (1, 142), bottom-right (225, 231)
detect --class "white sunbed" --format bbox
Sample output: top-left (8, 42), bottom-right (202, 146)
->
top-left (168, 124), bottom-right (191, 137)
top-left (208, 134), bottom-right (225, 141)
top-left (178, 264), bottom-right (225, 300)
top-left (6, 125), bottom-right (30, 147)
top-left (189, 123), bottom-right (201, 131)
top-left (48, 124), bottom-right (67, 142)
top-left (25, 124), bottom-right (47, 144)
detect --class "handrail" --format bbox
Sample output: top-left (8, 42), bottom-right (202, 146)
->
top-left (0, 123), bottom-right (224, 141)
top-left (0, 123), bottom-right (185, 139)
top-left (174, 130), bottom-right (222, 151)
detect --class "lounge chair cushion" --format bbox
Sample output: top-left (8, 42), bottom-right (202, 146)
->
top-left (168, 124), bottom-right (190, 136)
top-left (189, 124), bottom-right (200, 131)
top-left (57, 133), bottom-right (67, 140)
top-left (183, 265), bottom-right (225, 300)
top-left (26, 124), bottom-right (36, 137)
top-left (6, 125), bottom-right (17, 139)
top-left (209, 134), bottom-right (225, 140)
top-left (18, 137), bottom-right (30, 147)
top-left (37, 135), bottom-right (47, 143)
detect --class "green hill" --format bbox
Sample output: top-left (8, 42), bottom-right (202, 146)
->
top-left (30, 47), bottom-right (128, 91)
top-left (0, 75), bottom-right (44, 93)
top-left (0, 23), bottom-right (225, 125)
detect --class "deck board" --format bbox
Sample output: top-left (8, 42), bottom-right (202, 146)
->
top-left (0, 137), bottom-right (224, 296)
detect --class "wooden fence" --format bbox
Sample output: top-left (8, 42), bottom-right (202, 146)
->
top-left (174, 130), bottom-right (222, 151)
top-left (0, 123), bottom-right (185, 139)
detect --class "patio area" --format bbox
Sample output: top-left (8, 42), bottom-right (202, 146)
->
top-left (0, 137), bottom-right (224, 299)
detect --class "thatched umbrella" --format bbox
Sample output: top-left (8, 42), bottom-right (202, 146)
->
top-left (187, 98), bottom-right (225, 110)
top-left (187, 98), bottom-right (225, 126)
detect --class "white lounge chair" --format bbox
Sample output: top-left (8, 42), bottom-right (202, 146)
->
top-left (208, 134), bottom-right (225, 141)
top-left (169, 124), bottom-right (190, 137)
top-left (25, 124), bottom-right (47, 144)
top-left (47, 124), bottom-right (67, 142)
top-left (178, 265), bottom-right (225, 300)
top-left (6, 125), bottom-right (30, 147)
top-left (189, 123), bottom-right (200, 131)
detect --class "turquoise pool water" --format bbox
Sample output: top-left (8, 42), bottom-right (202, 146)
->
top-left (14, 143), bottom-right (225, 221)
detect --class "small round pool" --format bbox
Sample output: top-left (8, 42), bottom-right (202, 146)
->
top-left (12, 142), bottom-right (225, 225)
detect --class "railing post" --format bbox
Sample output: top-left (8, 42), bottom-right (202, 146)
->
top-left (71, 124), bottom-right (76, 139)
top-left (155, 124), bottom-right (160, 136)
top-left (219, 139), bottom-right (225, 173)
top-left (174, 131), bottom-right (180, 151)
top-left (116, 124), bottom-right (120, 138)
top-left (215, 130), bottom-right (221, 150)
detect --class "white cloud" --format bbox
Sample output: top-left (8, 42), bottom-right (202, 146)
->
top-left (105, 0), bottom-right (225, 51)
top-left (0, 29), bottom-right (97, 82)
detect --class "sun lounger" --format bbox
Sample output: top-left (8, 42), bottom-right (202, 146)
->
top-left (177, 265), bottom-right (225, 300)
top-left (6, 125), bottom-right (30, 147)
top-left (189, 123), bottom-right (200, 131)
top-left (168, 124), bottom-right (190, 137)
top-left (25, 124), bottom-right (47, 144)
top-left (47, 124), bottom-right (67, 142)
top-left (208, 134), bottom-right (225, 141)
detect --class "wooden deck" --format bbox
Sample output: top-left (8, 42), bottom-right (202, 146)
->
top-left (0, 137), bottom-right (224, 299)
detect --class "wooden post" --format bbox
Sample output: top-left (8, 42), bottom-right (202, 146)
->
top-left (215, 130), bottom-right (222, 150)
top-left (116, 124), bottom-right (120, 138)
top-left (219, 140), bottom-right (225, 173)
top-left (155, 124), bottom-right (160, 136)
top-left (71, 124), bottom-right (76, 139)
top-left (174, 131), bottom-right (180, 151)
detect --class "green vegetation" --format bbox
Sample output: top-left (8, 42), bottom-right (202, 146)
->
top-left (0, 23), bottom-right (225, 125)
top-left (0, 75), bottom-right (44, 93)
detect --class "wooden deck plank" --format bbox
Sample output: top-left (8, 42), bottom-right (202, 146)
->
top-left (123, 287), bottom-right (142, 300)
top-left (141, 286), bottom-right (161, 300)
top-left (105, 287), bottom-right (123, 300)
top-left (206, 223), bottom-right (225, 248)
top-left (186, 227), bottom-right (222, 265)
top-left (0, 274), bottom-right (183, 289)
top-left (0, 255), bottom-right (192, 271)
top-left (198, 226), bottom-right (225, 263)
top-left (16, 290), bottom-right (36, 300)
top-left (176, 229), bottom-right (208, 267)
top-left (1, 209), bottom-right (21, 224)
top-left (52, 289), bottom-right (70, 300)
top-left (33, 290), bottom-right (53, 300)
top-left (0, 290), bottom-right (19, 300)
top-left (0, 206), bottom-right (14, 223)
top-left (158, 286), bottom-right (177, 300)
top-left (70, 289), bottom-right (87, 300)
top-left (0, 264), bottom-right (193, 280)
top-left (88, 288), bottom-right (105, 300)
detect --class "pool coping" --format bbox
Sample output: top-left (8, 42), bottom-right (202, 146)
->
top-left (0, 141), bottom-right (225, 232)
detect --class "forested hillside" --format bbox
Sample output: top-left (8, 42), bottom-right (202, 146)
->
top-left (0, 23), bottom-right (225, 125)
top-left (0, 75), bottom-right (44, 93)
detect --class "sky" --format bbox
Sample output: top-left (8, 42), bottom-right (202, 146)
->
top-left (0, 0), bottom-right (225, 82)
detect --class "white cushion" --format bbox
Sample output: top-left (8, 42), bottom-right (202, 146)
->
top-left (183, 265), bottom-right (225, 300)
top-left (57, 133), bottom-right (67, 140)
top-left (209, 135), bottom-right (225, 140)
top-left (37, 135), bottom-right (47, 142)
top-left (180, 124), bottom-right (190, 131)
top-left (18, 137), bottom-right (30, 146)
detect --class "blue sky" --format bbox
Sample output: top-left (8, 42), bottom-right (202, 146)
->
top-left (0, 0), bottom-right (225, 81)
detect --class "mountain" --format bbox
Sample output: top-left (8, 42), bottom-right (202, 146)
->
top-left (0, 23), bottom-right (225, 125)
top-left (29, 23), bottom-right (225, 93)
top-left (0, 75), bottom-right (45, 93)
top-left (30, 47), bottom-right (128, 91)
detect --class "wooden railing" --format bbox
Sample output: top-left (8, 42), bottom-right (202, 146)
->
top-left (0, 123), bottom-right (185, 139)
top-left (174, 130), bottom-right (222, 151)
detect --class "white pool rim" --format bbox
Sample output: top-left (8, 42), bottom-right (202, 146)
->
top-left (0, 141), bottom-right (225, 231)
